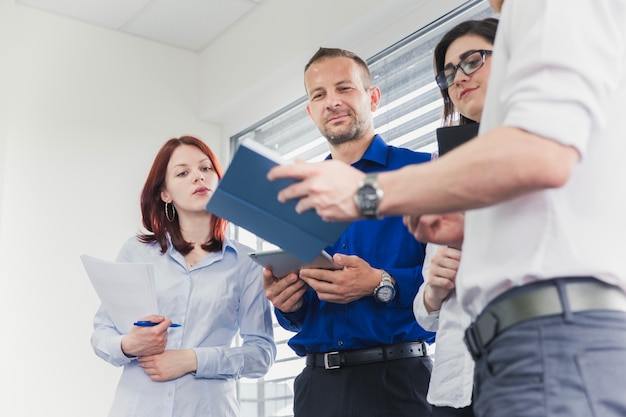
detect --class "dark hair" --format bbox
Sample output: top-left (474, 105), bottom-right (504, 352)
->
top-left (304, 47), bottom-right (373, 91)
top-left (137, 135), bottom-right (227, 255)
top-left (434, 17), bottom-right (499, 126)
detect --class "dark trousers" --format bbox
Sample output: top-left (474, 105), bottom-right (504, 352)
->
top-left (293, 356), bottom-right (433, 417)
top-left (432, 405), bottom-right (474, 417)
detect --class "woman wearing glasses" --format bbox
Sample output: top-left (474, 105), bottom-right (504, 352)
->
top-left (413, 17), bottom-right (498, 417)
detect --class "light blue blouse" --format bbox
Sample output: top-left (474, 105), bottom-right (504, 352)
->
top-left (92, 235), bottom-right (276, 417)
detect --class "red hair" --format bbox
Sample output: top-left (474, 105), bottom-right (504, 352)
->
top-left (137, 136), bottom-right (227, 254)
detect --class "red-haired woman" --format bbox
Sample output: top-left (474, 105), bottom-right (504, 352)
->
top-left (91, 136), bottom-right (276, 417)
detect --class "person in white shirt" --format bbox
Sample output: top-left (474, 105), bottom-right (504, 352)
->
top-left (266, 1), bottom-right (626, 416)
top-left (416, 245), bottom-right (470, 416)
top-left (92, 135), bottom-right (276, 417)
top-left (414, 17), bottom-right (498, 417)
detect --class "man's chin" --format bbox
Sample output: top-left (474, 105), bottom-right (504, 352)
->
top-left (324, 129), bottom-right (358, 145)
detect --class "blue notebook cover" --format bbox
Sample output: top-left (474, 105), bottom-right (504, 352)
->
top-left (206, 138), bottom-right (350, 263)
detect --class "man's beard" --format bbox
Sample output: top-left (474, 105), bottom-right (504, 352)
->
top-left (321, 118), bottom-right (366, 145)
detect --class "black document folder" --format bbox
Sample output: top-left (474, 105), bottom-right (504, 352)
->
top-left (436, 123), bottom-right (480, 156)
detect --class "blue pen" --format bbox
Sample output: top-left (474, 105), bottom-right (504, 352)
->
top-left (133, 320), bottom-right (182, 328)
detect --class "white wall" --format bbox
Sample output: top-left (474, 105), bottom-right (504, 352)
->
top-left (0, 0), bottom-right (12, 235)
top-left (0, 4), bottom-right (219, 417)
top-left (0, 0), bottom-right (468, 416)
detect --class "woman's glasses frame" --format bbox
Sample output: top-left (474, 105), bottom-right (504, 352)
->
top-left (436, 49), bottom-right (493, 90)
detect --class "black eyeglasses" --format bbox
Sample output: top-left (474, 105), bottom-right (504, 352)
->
top-left (435, 49), bottom-right (492, 90)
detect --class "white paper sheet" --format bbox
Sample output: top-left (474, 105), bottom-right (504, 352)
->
top-left (81, 254), bottom-right (158, 334)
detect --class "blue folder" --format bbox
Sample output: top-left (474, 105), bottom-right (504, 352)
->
top-left (206, 138), bottom-right (350, 263)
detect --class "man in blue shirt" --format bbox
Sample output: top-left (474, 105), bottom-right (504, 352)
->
top-left (262, 47), bottom-right (435, 417)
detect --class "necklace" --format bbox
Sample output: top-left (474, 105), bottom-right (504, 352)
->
top-left (186, 247), bottom-right (207, 269)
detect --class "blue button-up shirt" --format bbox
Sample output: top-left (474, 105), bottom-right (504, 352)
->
top-left (275, 135), bottom-right (436, 355)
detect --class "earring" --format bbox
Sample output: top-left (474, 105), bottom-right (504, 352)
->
top-left (165, 202), bottom-right (176, 222)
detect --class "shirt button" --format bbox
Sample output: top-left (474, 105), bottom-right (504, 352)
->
top-left (338, 340), bottom-right (344, 346)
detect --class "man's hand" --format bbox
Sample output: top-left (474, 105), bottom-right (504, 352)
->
top-left (267, 159), bottom-right (365, 221)
top-left (299, 254), bottom-right (381, 304)
top-left (262, 269), bottom-right (307, 313)
top-left (138, 349), bottom-right (197, 382)
top-left (404, 212), bottom-right (465, 247)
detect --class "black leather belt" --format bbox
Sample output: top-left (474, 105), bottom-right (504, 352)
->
top-left (306, 341), bottom-right (428, 370)
top-left (464, 277), bottom-right (626, 360)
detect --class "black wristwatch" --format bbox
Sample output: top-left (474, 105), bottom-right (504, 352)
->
top-left (354, 173), bottom-right (383, 219)
top-left (374, 270), bottom-right (396, 303)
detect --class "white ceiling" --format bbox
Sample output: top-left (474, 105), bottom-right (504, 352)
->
top-left (15, 0), bottom-right (263, 52)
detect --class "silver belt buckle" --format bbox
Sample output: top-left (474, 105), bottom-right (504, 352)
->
top-left (324, 351), bottom-right (341, 369)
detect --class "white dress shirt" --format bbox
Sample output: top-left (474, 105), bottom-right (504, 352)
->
top-left (458, 0), bottom-right (626, 318)
top-left (92, 236), bottom-right (276, 417)
top-left (414, 244), bottom-right (474, 408)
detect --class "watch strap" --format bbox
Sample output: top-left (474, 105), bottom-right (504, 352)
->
top-left (374, 270), bottom-right (396, 302)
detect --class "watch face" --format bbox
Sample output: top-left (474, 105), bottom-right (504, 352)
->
top-left (356, 185), bottom-right (381, 218)
top-left (355, 174), bottom-right (383, 219)
top-left (375, 285), bottom-right (395, 303)
top-left (357, 185), bottom-right (379, 211)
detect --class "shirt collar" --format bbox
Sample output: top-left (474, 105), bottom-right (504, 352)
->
top-left (221, 236), bottom-right (239, 256)
top-left (324, 134), bottom-right (388, 168)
